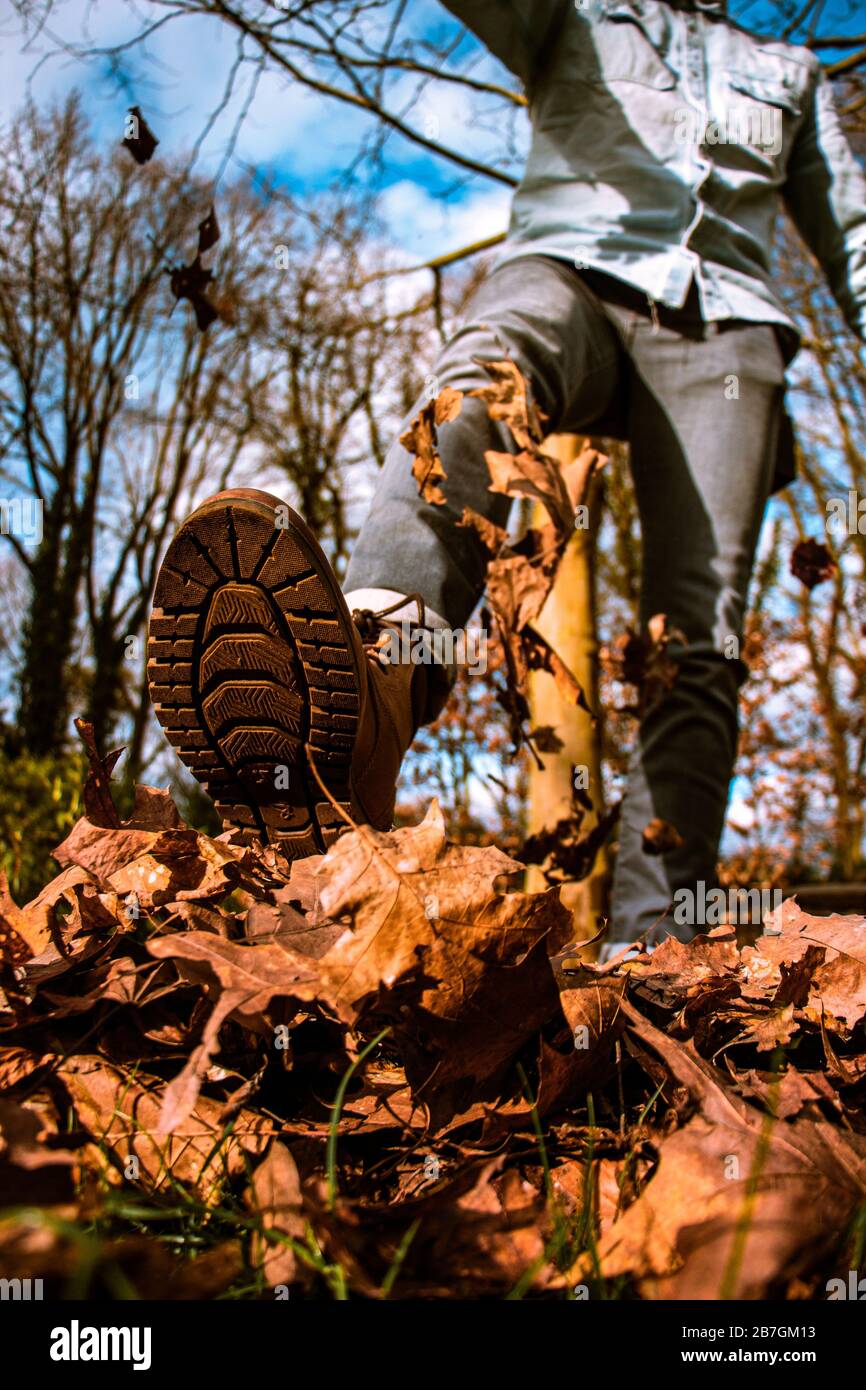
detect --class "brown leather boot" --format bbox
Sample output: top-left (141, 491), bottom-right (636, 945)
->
top-left (147, 488), bottom-right (438, 858)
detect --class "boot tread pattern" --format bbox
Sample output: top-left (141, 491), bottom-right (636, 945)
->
top-left (147, 499), bottom-right (359, 858)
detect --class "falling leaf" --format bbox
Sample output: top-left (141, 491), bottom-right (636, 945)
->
top-left (484, 449), bottom-right (574, 537)
top-left (197, 205), bottom-right (220, 254)
top-left (120, 106), bottom-right (159, 165)
top-left (790, 537), bottom-right (836, 590)
top-left (528, 725), bottom-right (564, 754)
top-left (523, 626), bottom-right (592, 714)
top-left (602, 614), bottom-right (686, 718)
top-left (641, 818), bottom-right (685, 856)
top-left (469, 359), bottom-right (547, 453)
top-left (400, 388), bottom-right (462, 506)
top-left (166, 254), bottom-right (219, 332)
top-left (457, 507), bottom-right (509, 554)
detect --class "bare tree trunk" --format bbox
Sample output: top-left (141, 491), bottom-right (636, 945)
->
top-left (526, 434), bottom-right (609, 945)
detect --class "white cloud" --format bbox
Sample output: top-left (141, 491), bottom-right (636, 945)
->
top-left (376, 178), bottom-right (511, 263)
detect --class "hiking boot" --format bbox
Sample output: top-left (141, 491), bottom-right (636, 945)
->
top-left (147, 489), bottom-right (438, 858)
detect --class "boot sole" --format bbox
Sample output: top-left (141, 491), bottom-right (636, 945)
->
top-left (147, 489), bottom-right (363, 858)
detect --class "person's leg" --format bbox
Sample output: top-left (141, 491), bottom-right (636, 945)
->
top-left (149, 256), bottom-right (626, 854)
top-left (345, 255), bottom-right (625, 631)
top-left (608, 314), bottom-right (787, 944)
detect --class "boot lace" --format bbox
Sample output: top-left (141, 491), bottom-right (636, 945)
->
top-left (351, 592), bottom-right (432, 661)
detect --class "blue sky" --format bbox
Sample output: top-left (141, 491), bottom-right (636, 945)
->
top-left (1, 0), bottom-right (856, 270)
top-left (0, 0), bottom-right (520, 265)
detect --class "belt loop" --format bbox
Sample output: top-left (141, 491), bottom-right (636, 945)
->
top-left (648, 296), bottom-right (661, 335)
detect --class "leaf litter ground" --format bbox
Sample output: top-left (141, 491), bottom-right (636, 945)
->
top-left (2, 743), bottom-right (866, 1300)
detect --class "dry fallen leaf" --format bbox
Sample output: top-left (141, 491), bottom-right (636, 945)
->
top-left (307, 801), bottom-right (572, 1113)
top-left (571, 1002), bottom-right (866, 1298)
top-left (400, 387), bottom-right (462, 506)
top-left (247, 1141), bottom-right (307, 1288)
top-left (57, 1055), bottom-right (269, 1202)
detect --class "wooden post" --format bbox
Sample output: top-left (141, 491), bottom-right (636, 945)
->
top-left (526, 434), bottom-right (609, 949)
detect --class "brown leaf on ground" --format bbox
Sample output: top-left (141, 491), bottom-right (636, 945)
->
top-left (74, 717), bottom-right (123, 828)
top-left (55, 820), bottom-right (242, 907)
top-left (107, 836), bottom-right (240, 908)
top-left (244, 895), bottom-right (343, 956)
top-left (10, 781), bottom-right (866, 1301)
top-left (0, 1098), bottom-right (78, 1170)
top-left (56, 1055), bottom-right (269, 1201)
top-left (0, 872), bottom-right (37, 965)
top-left (155, 990), bottom-right (245, 1135)
top-left (743, 899), bottom-right (866, 1035)
top-left (312, 1154), bottom-right (555, 1297)
top-left (147, 930), bottom-right (321, 1029)
top-left (22, 866), bottom-right (117, 955)
top-left (729, 1066), bottom-right (839, 1120)
top-left (308, 801), bottom-right (571, 1111)
top-left (0, 1046), bottom-right (47, 1091)
top-left (572, 1002), bottom-right (866, 1298)
top-left (733, 1003), bottom-right (798, 1052)
top-left (247, 1141), bottom-right (307, 1288)
top-left (124, 785), bottom-right (184, 831)
top-left (628, 933), bottom-right (740, 1009)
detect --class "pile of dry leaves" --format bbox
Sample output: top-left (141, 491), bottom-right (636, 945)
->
top-left (1, 725), bottom-right (865, 1300)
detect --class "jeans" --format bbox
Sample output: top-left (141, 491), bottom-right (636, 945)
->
top-left (345, 254), bottom-right (787, 942)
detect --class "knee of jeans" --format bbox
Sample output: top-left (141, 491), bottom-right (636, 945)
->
top-left (434, 321), bottom-right (566, 423)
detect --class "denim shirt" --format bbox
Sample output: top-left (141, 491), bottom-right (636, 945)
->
top-left (443, 0), bottom-right (866, 347)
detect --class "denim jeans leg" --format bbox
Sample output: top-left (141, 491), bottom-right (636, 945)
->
top-left (608, 318), bottom-right (786, 942)
top-left (345, 255), bottom-right (623, 628)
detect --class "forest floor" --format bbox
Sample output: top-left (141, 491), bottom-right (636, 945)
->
top-left (1, 734), bottom-right (865, 1301)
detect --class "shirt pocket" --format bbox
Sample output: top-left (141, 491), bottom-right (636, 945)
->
top-left (536, 3), bottom-right (675, 127)
top-left (718, 57), bottom-right (805, 164)
top-left (583, 5), bottom-right (676, 89)
top-left (727, 70), bottom-right (803, 117)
